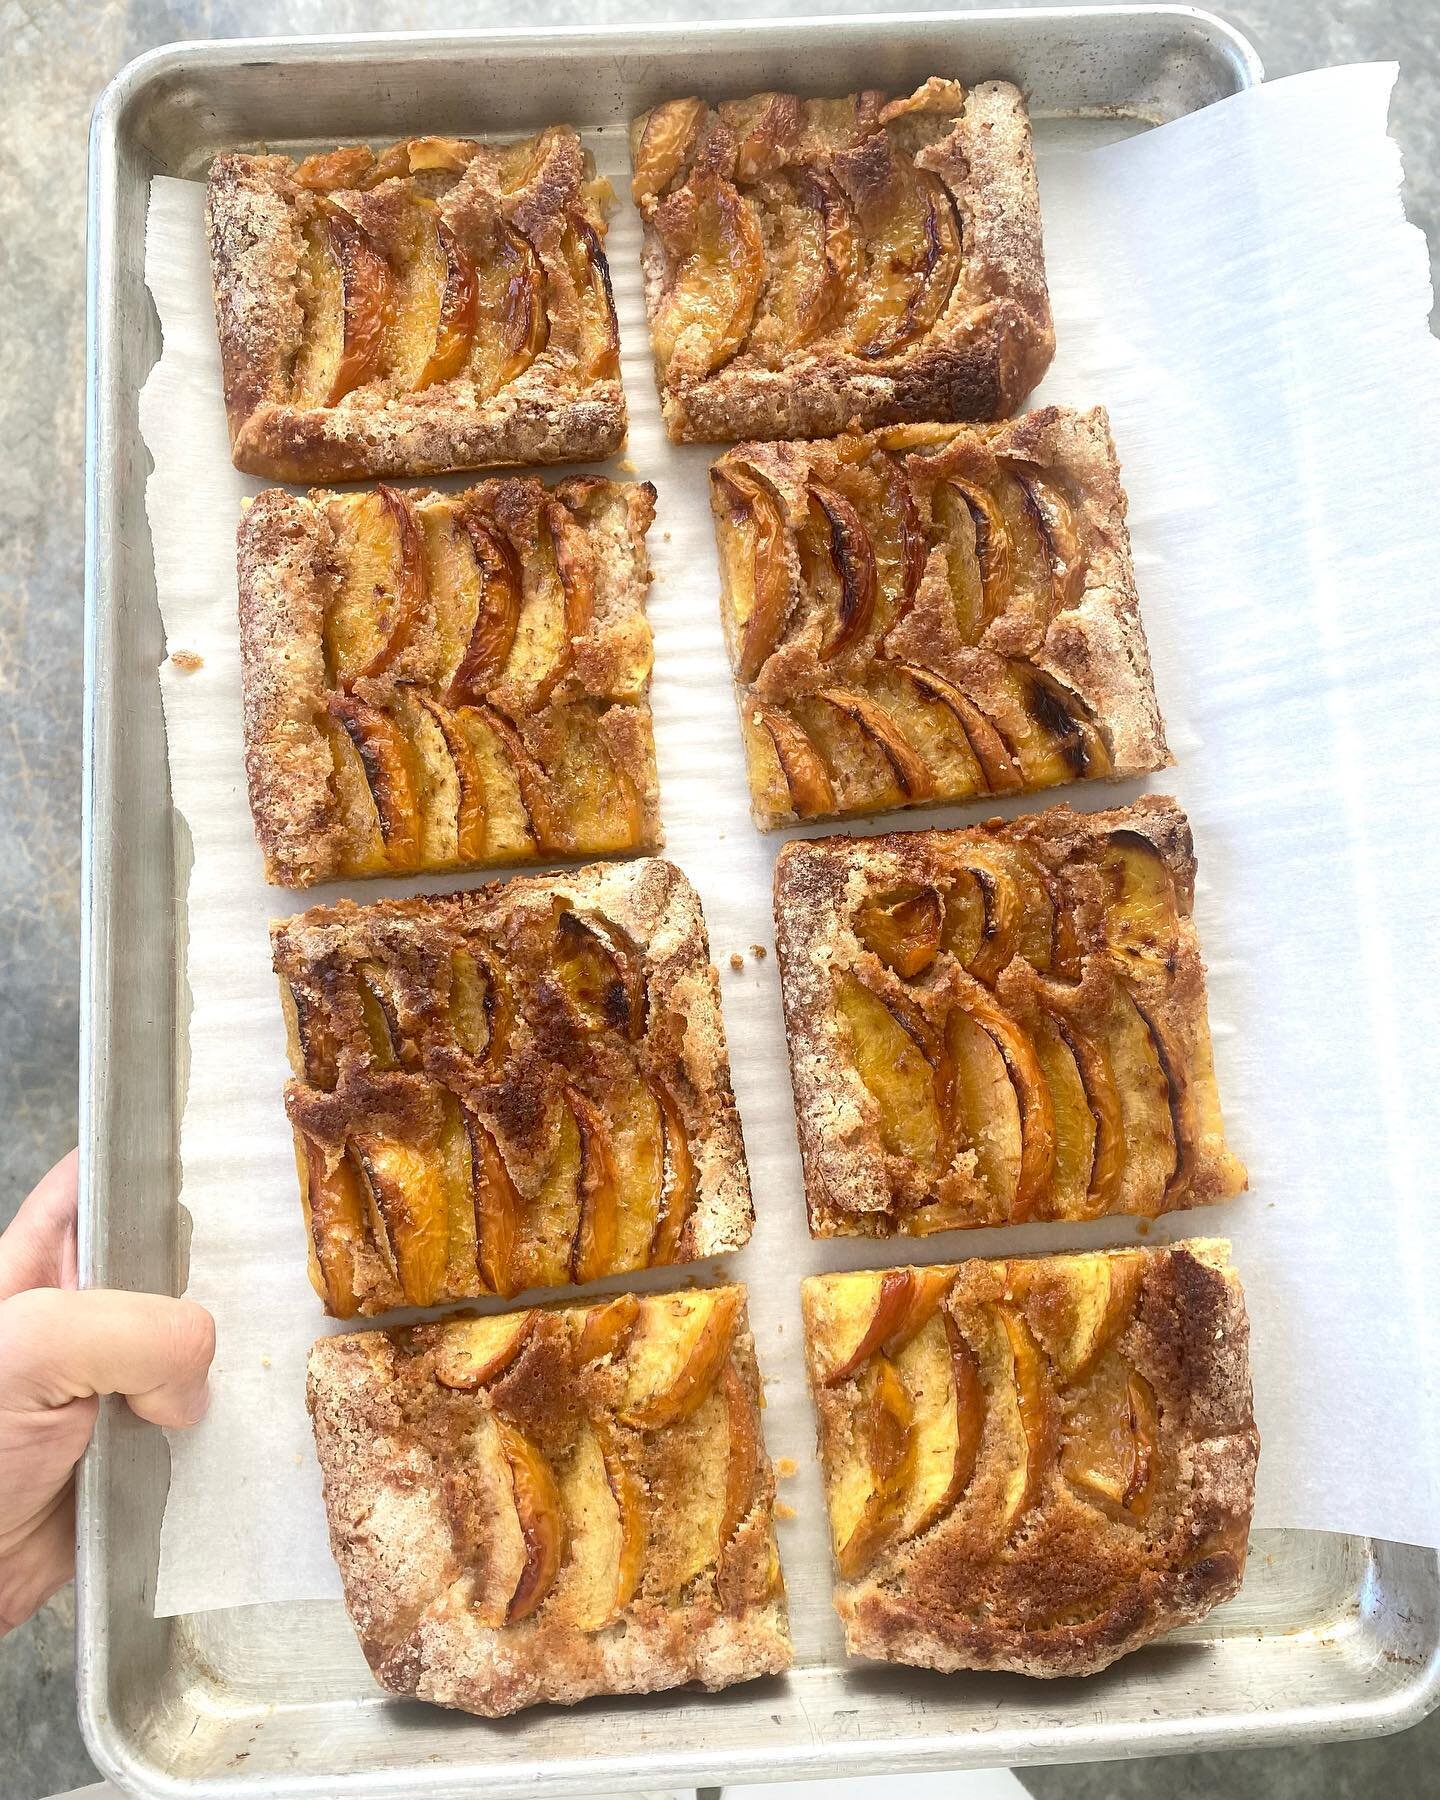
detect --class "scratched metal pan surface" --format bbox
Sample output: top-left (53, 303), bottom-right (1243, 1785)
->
top-left (79, 10), bottom-right (1440, 1796)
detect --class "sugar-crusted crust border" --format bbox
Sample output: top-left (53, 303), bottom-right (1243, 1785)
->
top-left (306, 1288), bottom-right (792, 1714)
top-left (715, 404), bottom-right (1170, 831)
top-left (237, 476), bottom-right (660, 889)
top-left (635, 82), bottom-right (1054, 443)
top-left (773, 797), bottom-right (1245, 1236)
top-left (205, 141), bottom-right (626, 481)
top-left (801, 1241), bottom-right (1258, 1677)
top-left (274, 855), bottom-right (754, 1280)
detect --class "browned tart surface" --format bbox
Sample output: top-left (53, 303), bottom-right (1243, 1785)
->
top-left (774, 798), bottom-right (1244, 1237)
top-left (631, 80), bottom-right (1053, 443)
top-left (308, 1283), bottom-right (791, 1715)
top-left (802, 1243), bottom-right (1257, 1677)
top-left (713, 406), bottom-right (1168, 830)
top-left (239, 475), bottom-right (658, 888)
top-left (206, 130), bottom-right (623, 480)
top-left (273, 859), bottom-right (751, 1317)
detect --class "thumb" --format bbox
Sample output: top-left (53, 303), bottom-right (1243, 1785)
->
top-left (0, 1288), bottom-right (215, 1428)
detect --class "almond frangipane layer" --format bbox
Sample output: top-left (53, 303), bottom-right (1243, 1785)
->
top-left (239, 475), bottom-right (658, 888)
top-left (274, 859), bottom-right (751, 1317)
top-left (206, 130), bottom-right (623, 481)
top-left (713, 406), bottom-right (1168, 830)
top-left (308, 1284), bottom-right (791, 1716)
top-left (802, 1243), bottom-right (1257, 1678)
top-left (773, 799), bottom-right (1244, 1237)
top-left (631, 80), bottom-right (1053, 442)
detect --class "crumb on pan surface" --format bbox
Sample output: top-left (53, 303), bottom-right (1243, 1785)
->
top-left (205, 129), bottom-right (624, 481)
top-left (273, 857), bottom-right (752, 1316)
top-left (238, 474), bottom-right (658, 888)
top-left (801, 1240), bottom-right (1257, 1677)
top-left (307, 1283), bottom-right (791, 1715)
top-left (711, 405), bottom-right (1168, 832)
top-left (772, 797), bottom-right (1245, 1236)
top-left (630, 80), bottom-right (1053, 443)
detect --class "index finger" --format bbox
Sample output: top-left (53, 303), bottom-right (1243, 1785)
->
top-left (0, 1287), bottom-right (216, 1428)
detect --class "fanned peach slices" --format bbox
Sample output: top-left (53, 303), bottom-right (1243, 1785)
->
top-left (802, 1244), bottom-right (1258, 1677)
top-left (273, 859), bottom-right (751, 1316)
top-left (712, 406), bottom-right (1169, 829)
top-left (206, 129), bottom-right (623, 480)
top-left (773, 799), bottom-right (1245, 1236)
top-left (308, 1283), bottom-right (790, 1715)
top-left (238, 474), bottom-right (658, 888)
top-left (631, 80), bottom-right (1054, 441)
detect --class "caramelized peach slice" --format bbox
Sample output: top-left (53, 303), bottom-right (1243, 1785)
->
top-left (648, 1078), bottom-right (698, 1265)
top-left (495, 1419), bottom-right (567, 1623)
top-left (284, 983), bottom-right (340, 1090)
top-left (897, 1311), bottom-right (985, 1542)
top-left (825, 1266), bottom-right (954, 1384)
top-left (461, 703), bottom-right (564, 855)
top-left (835, 1354), bottom-right (915, 1578)
top-left (448, 945), bottom-right (512, 1066)
top-left (632, 97), bottom-right (708, 207)
top-left (324, 487), bottom-right (425, 685)
top-left (597, 1420), bottom-right (647, 1620)
top-left (301, 1138), bottom-right (367, 1318)
top-left (1028, 1014), bottom-right (1096, 1221)
top-left (956, 994), bottom-right (1055, 1220)
top-left (1104, 986), bottom-right (1178, 1209)
top-left (1056, 1017), bottom-right (1126, 1218)
top-left (552, 906), bottom-right (646, 1040)
top-left (719, 1360), bottom-right (761, 1550)
top-left (1009, 465), bottom-right (1085, 614)
top-left (763, 168), bottom-right (860, 350)
top-left (568, 1086), bottom-right (621, 1286)
top-left (434, 1309), bottom-right (537, 1389)
top-left (445, 514), bottom-right (522, 702)
top-left (997, 661), bottom-right (1113, 787)
top-left (653, 171), bottom-right (764, 377)
top-left (808, 482), bottom-right (878, 661)
top-left (532, 500), bottom-right (597, 706)
top-left (835, 972), bottom-right (945, 1169)
top-left (494, 225), bottom-right (549, 387)
top-left (856, 884), bottom-right (943, 979)
top-left (1014, 1252), bottom-right (1143, 1382)
top-left (353, 961), bottom-right (409, 1069)
top-left (1092, 830), bottom-right (1180, 973)
top-left (894, 665), bottom-right (1022, 795)
top-left (563, 214), bottom-right (622, 380)
top-left (415, 204), bottom-right (478, 388)
top-left (576, 1292), bottom-right (640, 1365)
top-left (718, 463), bottom-right (793, 682)
top-left (293, 146), bottom-right (376, 192)
top-left (351, 1136), bottom-right (448, 1308)
top-left (849, 168), bottom-right (960, 360)
top-left (1060, 1349), bottom-right (1158, 1518)
top-left (320, 200), bottom-right (394, 404)
top-left (750, 702), bottom-right (835, 818)
top-left (620, 1289), bottom-right (741, 1429)
top-left (328, 696), bottom-right (421, 869)
top-left (994, 1303), bottom-right (1059, 1528)
top-left (815, 688), bottom-right (934, 802)
top-left (468, 1117), bottom-right (524, 1297)
top-left (946, 1005), bottom-right (1021, 1208)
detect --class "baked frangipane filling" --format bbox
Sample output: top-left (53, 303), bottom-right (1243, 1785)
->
top-left (802, 1243), bottom-right (1257, 1678)
top-left (238, 475), bottom-right (658, 888)
top-left (273, 859), bottom-right (751, 1317)
top-left (206, 130), bottom-right (623, 481)
top-left (307, 1284), bottom-right (791, 1716)
top-left (713, 406), bottom-right (1168, 829)
top-left (631, 80), bottom-right (1053, 443)
top-left (773, 799), bottom-right (1244, 1237)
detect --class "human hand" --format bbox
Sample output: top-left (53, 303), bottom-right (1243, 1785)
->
top-left (0, 1151), bottom-right (215, 1634)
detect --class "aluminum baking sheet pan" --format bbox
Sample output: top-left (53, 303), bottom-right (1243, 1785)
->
top-left (80, 11), bottom-right (1440, 1797)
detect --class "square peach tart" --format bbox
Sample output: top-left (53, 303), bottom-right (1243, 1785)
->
top-left (307, 1282), bottom-right (790, 1715)
top-left (631, 80), bottom-right (1053, 442)
top-left (206, 130), bottom-right (623, 482)
top-left (712, 405), bottom-right (1169, 829)
top-left (773, 798), bottom-right (1244, 1236)
top-left (273, 858), bottom-right (751, 1317)
top-left (238, 474), bottom-right (658, 888)
top-left (801, 1243), bottom-right (1258, 1678)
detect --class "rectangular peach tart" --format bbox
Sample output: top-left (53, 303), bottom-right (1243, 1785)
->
top-left (308, 1283), bottom-right (791, 1715)
top-left (273, 859), bottom-right (751, 1316)
top-left (801, 1243), bottom-right (1258, 1677)
top-left (773, 799), bottom-right (1244, 1236)
top-left (238, 475), bottom-right (658, 887)
top-left (712, 406), bottom-right (1168, 829)
top-left (206, 130), bottom-right (623, 481)
top-left (631, 80), bottom-right (1053, 442)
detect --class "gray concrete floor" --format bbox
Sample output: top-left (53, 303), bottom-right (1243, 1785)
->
top-left (1, 1), bottom-right (1436, 1795)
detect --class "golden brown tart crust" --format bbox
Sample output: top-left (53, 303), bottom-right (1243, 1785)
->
top-left (206, 130), bottom-right (624, 480)
top-left (773, 798), bottom-right (1245, 1236)
top-left (238, 475), bottom-right (658, 888)
top-left (274, 858), bottom-right (752, 1316)
top-left (802, 1242), bottom-right (1257, 1677)
top-left (308, 1283), bottom-right (791, 1715)
top-left (631, 80), bottom-right (1053, 442)
top-left (713, 405), bottom-right (1169, 830)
